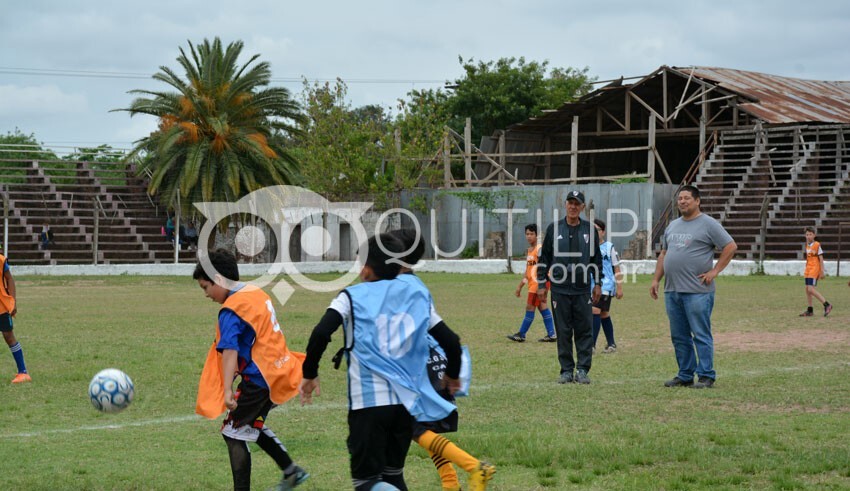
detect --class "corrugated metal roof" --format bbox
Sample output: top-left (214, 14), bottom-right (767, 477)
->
top-left (676, 66), bottom-right (850, 124)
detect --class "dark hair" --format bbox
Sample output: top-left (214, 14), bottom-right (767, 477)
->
top-left (193, 249), bottom-right (240, 282)
top-left (390, 229), bottom-right (425, 266)
top-left (593, 219), bottom-right (606, 231)
top-left (678, 185), bottom-right (701, 200)
top-left (524, 223), bottom-right (538, 234)
top-left (364, 233), bottom-right (404, 280)
top-left (805, 226), bottom-right (817, 235)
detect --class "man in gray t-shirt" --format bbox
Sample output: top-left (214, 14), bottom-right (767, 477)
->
top-left (650, 185), bottom-right (737, 389)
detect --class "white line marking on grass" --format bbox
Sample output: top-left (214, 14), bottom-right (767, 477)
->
top-left (0, 401), bottom-right (350, 439)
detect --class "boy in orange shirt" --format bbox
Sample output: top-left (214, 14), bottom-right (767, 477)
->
top-left (800, 227), bottom-right (832, 317)
top-left (506, 224), bottom-right (556, 342)
top-left (1, 252), bottom-right (30, 383)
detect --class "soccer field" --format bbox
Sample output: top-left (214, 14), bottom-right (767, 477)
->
top-left (1, 273), bottom-right (848, 490)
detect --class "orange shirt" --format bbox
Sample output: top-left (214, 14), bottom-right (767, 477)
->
top-left (804, 241), bottom-right (823, 278)
top-left (196, 285), bottom-right (305, 419)
top-left (525, 244), bottom-right (541, 293)
top-left (0, 254), bottom-right (14, 315)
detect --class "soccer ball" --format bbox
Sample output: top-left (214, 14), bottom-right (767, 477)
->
top-left (88, 368), bottom-right (135, 413)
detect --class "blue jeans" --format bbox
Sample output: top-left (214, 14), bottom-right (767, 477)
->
top-left (665, 291), bottom-right (716, 381)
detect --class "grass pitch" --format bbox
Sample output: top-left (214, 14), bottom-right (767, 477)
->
top-left (0, 273), bottom-right (848, 490)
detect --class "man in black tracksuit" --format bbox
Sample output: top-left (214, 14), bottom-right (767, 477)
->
top-left (537, 190), bottom-right (603, 385)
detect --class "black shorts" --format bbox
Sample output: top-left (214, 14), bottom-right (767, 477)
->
top-left (221, 378), bottom-right (273, 441)
top-left (593, 294), bottom-right (612, 312)
top-left (348, 405), bottom-right (413, 480)
top-left (412, 409), bottom-right (459, 438)
top-left (0, 313), bottom-right (13, 332)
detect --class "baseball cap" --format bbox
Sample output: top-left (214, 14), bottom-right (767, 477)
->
top-left (566, 190), bottom-right (585, 204)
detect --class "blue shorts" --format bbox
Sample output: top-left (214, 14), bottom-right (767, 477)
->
top-left (805, 278), bottom-right (817, 286)
top-left (0, 313), bottom-right (13, 332)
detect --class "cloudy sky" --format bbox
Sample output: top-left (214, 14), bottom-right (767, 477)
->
top-left (2, 0), bottom-right (849, 155)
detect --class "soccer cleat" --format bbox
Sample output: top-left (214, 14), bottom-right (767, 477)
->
top-left (468, 461), bottom-right (496, 491)
top-left (506, 333), bottom-right (526, 343)
top-left (574, 369), bottom-right (591, 385)
top-left (538, 335), bottom-right (557, 342)
top-left (11, 373), bottom-right (31, 384)
top-left (799, 310), bottom-right (814, 317)
top-left (603, 345), bottom-right (617, 353)
top-left (824, 304), bottom-right (833, 317)
top-left (272, 465), bottom-right (309, 491)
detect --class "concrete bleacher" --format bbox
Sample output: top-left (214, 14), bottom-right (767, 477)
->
top-left (693, 125), bottom-right (850, 260)
top-left (0, 159), bottom-right (197, 265)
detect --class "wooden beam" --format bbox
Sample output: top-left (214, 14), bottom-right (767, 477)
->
top-left (596, 106), bottom-right (602, 134)
top-left (600, 107), bottom-right (626, 131)
top-left (647, 115), bottom-right (656, 183)
top-left (625, 91), bottom-right (631, 132)
top-left (652, 147), bottom-right (672, 184)
top-left (662, 69), bottom-right (668, 128)
top-left (498, 131), bottom-right (506, 186)
top-left (544, 136), bottom-right (551, 183)
top-left (570, 116), bottom-right (579, 184)
top-left (464, 118), bottom-right (472, 184)
top-left (629, 91), bottom-right (664, 122)
top-left (443, 133), bottom-right (452, 188)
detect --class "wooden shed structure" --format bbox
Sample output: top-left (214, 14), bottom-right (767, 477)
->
top-left (445, 65), bottom-right (850, 260)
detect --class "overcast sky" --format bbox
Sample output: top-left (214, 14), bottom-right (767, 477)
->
top-left (2, 0), bottom-right (849, 155)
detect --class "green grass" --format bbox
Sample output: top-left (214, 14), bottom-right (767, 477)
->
top-left (0, 274), bottom-right (848, 490)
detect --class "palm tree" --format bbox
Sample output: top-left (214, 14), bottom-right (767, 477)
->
top-left (118, 38), bottom-right (304, 211)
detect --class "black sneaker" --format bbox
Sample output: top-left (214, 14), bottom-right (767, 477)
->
top-left (538, 335), bottom-right (557, 342)
top-left (664, 377), bottom-right (694, 387)
top-left (506, 333), bottom-right (526, 342)
top-left (691, 376), bottom-right (715, 389)
top-left (799, 310), bottom-right (814, 317)
top-left (558, 372), bottom-right (574, 384)
top-left (824, 304), bottom-right (833, 317)
top-left (575, 369), bottom-right (591, 384)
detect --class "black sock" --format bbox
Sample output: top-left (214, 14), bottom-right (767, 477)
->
top-left (257, 427), bottom-right (294, 471)
top-left (824, 301), bottom-right (830, 307)
top-left (223, 436), bottom-right (252, 491)
top-left (807, 306), bottom-right (814, 313)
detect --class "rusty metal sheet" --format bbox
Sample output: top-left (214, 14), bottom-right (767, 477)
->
top-left (675, 66), bottom-right (850, 123)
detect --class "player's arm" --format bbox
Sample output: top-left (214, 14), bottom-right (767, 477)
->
top-left (516, 277), bottom-right (527, 297)
top-left (221, 349), bottom-right (238, 410)
top-left (300, 308), bottom-right (343, 405)
top-left (650, 249), bottom-right (666, 299)
top-left (430, 321), bottom-right (462, 394)
top-left (4, 269), bottom-right (16, 316)
top-left (818, 254), bottom-right (825, 279)
top-left (613, 264), bottom-right (624, 299)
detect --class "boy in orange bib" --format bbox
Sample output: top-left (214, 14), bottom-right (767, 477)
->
top-left (800, 227), bottom-right (832, 317)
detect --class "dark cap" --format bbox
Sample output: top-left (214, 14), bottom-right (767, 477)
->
top-left (566, 190), bottom-right (585, 204)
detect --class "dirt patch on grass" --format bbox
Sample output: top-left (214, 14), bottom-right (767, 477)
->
top-left (716, 328), bottom-right (850, 352)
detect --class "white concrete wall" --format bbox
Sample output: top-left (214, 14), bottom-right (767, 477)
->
top-left (13, 260), bottom-right (850, 277)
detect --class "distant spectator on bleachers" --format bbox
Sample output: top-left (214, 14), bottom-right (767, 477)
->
top-left (165, 214), bottom-right (175, 243)
top-left (184, 221), bottom-right (199, 251)
top-left (39, 222), bottom-right (54, 250)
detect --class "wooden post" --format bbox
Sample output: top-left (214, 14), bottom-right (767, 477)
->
top-left (570, 116), bottom-right (579, 184)
top-left (662, 69), bottom-right (668, 129)
top-left (92, 198), bottom-right (99, 265)
top-left (544, 136), bottom-right (552, 184)
top-left (2, 190), bottom-right (8, 255)
top-left (625, 91), bottom-right (631, 132)
top-left (699, 90), bottom-right (707, 150)
top-left (464, 118), bottom-right (472, 184)
top-left (498, 131), bottom-right (506, 186)
top-left (647, 115), bottom-right (656, 183)
top-left (443, 133), bottom-right (452, 188)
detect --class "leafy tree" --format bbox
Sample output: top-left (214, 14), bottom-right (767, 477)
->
top-left (446, 56), bottom-right (594, 141)
top-left (117, 37), bottom-right (304, 212)
top-left (0, 129), bottom-right (59, 161)
top-left (62, 145), bottom-right (125, 163)
top-left (292, 79), bottom-right (392, 205)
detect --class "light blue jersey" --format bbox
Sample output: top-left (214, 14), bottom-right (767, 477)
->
top-left (337, 274), bottom-right (456, 422)
top-left (590, 241), bottom-right (618, 294)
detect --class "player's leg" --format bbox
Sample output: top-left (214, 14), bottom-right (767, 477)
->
top-left (1, 314), bottom-right (29, 383)
top-left (223, 435), bottom-right (252, 491)
top-left (591, 305), bottom-right (602, 349)
top-left (600, 310), bottom-right (617, 352)
top-left (536, 295), bottom-right (556, 341)
top-left (258, 426), bottom-right (309, 489)
top-left (381, 405), bottom-right (413, 491)
top-left (349, 406), bottom-right (393, 491)
top-left (415, 430), bottom-right (461, 490)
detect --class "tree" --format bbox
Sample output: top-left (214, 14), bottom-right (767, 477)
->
top-left (291, 79), bottom-right (392, 205)
top-left (117, 37), bottom-right (304, 212)
top-left (62, 145), bottom-right (125, 163)
top-left (0, 129), bottom-right (59, 161)
top-left (446, 57), bottom-right (595, 141)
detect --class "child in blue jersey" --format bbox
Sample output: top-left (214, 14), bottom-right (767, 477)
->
top-left (300, 233), bottom-right (463, 491)
top-left (590, 220), bottom-right (624, 353)
top-left (391, 229), bottom-right (495, 491)
top-left (194, 249), bottom-right (308, 491)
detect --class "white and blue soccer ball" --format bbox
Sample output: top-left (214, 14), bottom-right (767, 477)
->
top-left (88, 368), bottom-right (135, 413)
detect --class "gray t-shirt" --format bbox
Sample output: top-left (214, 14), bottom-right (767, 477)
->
top-left (662, 213), bottom-right (734, 293)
